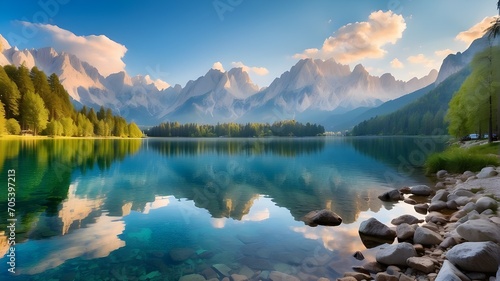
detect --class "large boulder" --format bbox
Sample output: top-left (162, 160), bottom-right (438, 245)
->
top-left (378, 189), bottom-right (404, 202)
top-left (413, 227), bottom-right (443, 245)
top-left (303, 209), bottom-right (342, 227)
top-left (456, 219), bottom-right (500, 243)
top-left (359, 218), bottom-right (396, 240)
top-left (475, 197), bottom-right (498, 213)
top-left (391, 214), bottom-right (422, 225)
top-left (431, 190), bottom-right (450, 202)
top-left (410, 185), bottom-right (432, 196)
top-left (375, 242), bottom-right (417, 266)
top-left (476, 167), bottom-right (498, 179)
top-left (435, 260), bottom-right (470, 281)
top-left (428, 201), bottom-right (447, 212)
top-left (446, 241), bottom-right (500, 273)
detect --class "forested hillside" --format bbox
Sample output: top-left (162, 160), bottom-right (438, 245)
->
top-left (351, 67), bottom-right (471, 136)
top-left (147, 120), bottom-right (325, 137)
top-left (0, 65), bottom-right (143, 137)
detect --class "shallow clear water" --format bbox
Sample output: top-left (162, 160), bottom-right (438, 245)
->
top-left (0, 136), bottom-right (448, 280)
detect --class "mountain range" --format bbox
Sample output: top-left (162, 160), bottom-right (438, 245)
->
top-left (1, 33), bottom-right (493, 129)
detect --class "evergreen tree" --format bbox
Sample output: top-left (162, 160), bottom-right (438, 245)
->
top-left (128, 122), bottom-right (143, 138)
top-left (20, 91), bottom-right (49, 135)
top-left (0, 101), bottom-right (5, 136)
top-left (60, 117), bottom-right (76, 137)
top-left (0, 66), bottom-right (21, 119)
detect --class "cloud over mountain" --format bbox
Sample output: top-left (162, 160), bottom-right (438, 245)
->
top-left (455, 16), bottom-right (497, 45)
top-left (231, 61), bottom-right (269, 76)
top-left (294, 10), bottom-right (406, 64)
top-left (18, 22), bottom-right (127, 76)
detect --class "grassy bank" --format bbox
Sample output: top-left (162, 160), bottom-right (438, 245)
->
top-left (425, 142), bottom-right (500, 174)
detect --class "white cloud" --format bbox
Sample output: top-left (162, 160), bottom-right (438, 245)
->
top-left (390, 58), bottom-right (404, 69)
top-left (434, 49), bottom-right (455, 58)
top-left (294, 10), bottom-right (406, 64)
top-left (456, 16), bottom-right (497, 45)
top-left (407, 54), bottom-right (436, 68)
top-left (212, 61), bottom-right (225, 72)
top-left (231, 61), bottom-right (269, 76)
top-left (18, 22), bottom-right (127, 77)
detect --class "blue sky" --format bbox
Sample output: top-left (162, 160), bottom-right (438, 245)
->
top-left (0, 0), bottom-right (496, 88)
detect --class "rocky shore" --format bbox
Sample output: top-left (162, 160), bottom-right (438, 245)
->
top-left (340, 166), bottom-right (500, 281)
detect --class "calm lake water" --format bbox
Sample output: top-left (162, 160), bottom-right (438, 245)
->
top-left (0, 136), bottom-right (448, 280)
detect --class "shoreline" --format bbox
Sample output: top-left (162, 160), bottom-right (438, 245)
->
top-left (342, 166), bottom-right (500, 281)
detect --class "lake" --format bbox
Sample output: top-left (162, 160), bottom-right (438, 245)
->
top-left (0, 136), bottom-right (448, 280)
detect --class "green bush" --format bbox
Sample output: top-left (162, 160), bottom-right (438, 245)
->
top-left (425, 147), bottom-right (499, 174)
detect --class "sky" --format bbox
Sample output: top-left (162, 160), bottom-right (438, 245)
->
top-left (0, 0), bottom-right (497, 88)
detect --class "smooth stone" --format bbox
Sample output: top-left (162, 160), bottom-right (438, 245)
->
top-left (439, 237), bottom-right (458, 249)
top-left (303, 209), bottom-right (342, 226)
top-left (269, 271), bottom-right (300, 281)
top-left (407, 257), bottom-right (435, 274)
top-left (374, 272), bottom-right (399, 281)
top-left (238, 266), bottom-right (254, 279)
top-left (353, 251), bottom-right (364, 261)
top-left (421, 223), bottom-right (439, 233)
top-left (396, 223), bottom-right (416, 241)
top-left (212, 264), bottom-right (232, 277)
top-left (400, 186), bottom-right (412, 194)
top-left (476, 167), bottom-right (498, 179)
top-left (446, 241), bottom-right (500, 273)
top-left (378, 189), bottom-right (404, 202)
top-left (475, 197), bottom-right (498, 213)
top-left (428, 201), bottom-right (447, 212)
top-left (454, 196), bottom-right (472, 207)
top-left (456, 219), bottom-right (500, 243)
top-left (201, 268), bottom-right (218, 280)
top-left (359, 218), bottom-right (396, 240)
top-left (413, 244), bottom-right (425, 254)
top-left (179, 274), bottom-right (206, 281)
top-left (375, 242), bottom-right (417, 266)
top-left (451, 189), bottom-right (475, 198)
top-left (414, 204), bottom-right (429, 214)
top-left (435, 182), bottom-right (446, 189)
top-left (404, 198), bottom-right (417, 205)
top-left (337, 277), bottom-right (357, 281)
top-left (386, 265), bottom-right (401, 275)
top-left (351, 266), bottom-right (371, 275)
top-left (410, 185), bottom-right (432, 196)
top-left (362, 261), bottom-right (386, 274)
top-left (230, 274), bottom-right (248, 281)
top-left (425, 212), bottom-right (448, 224)
top-left (414, 227), bottom-right (443, 245)
top-left (391, 214), bottom-right (422, 225)
top-left (460, 171), bottom-right (476, 182)
top-left (446, 200), bottom-right (459, 210)
top-left (435, 260), bottom-right (470, 281)
top-left (343, 272), bottom-right (371, 280)
top-left (436, 170), bottom-right (448, 178)
top-left (431, 190), bottom-right (450, 202)
top-left (169, 248), bottom-right (195, 262)
top-left (399, 274), bottom-right (415, 281)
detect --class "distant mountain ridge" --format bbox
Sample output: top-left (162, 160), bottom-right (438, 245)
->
top-left (0, 33), bottom-right (437, 126)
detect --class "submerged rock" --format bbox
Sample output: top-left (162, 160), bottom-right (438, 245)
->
top-left (410, 185), bottom-right (432, 196)
top-left (446, 241), bottom-right (500, 273)
top-left (378, 189), bottom-right (404, 202)
top-left (179, 274), bottom-right (206, 281)
top-left (359, 218), bottom-right (396, 241)
top-left (169, 248), bottom-right (195, 262)
top-left (303, 209), bottom-right (342, 226)
top-left (269, 271), bottom-right (299, 281)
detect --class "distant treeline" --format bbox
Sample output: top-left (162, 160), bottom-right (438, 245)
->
top-left (0, 65), bottom-right (143, 137)
top-left (147, 120), bottom-right (325, 137)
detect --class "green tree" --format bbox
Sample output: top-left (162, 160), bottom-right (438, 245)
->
top-left (76, 113), bottom-right (94, 137)
top-left (45, 119), bottom-right (64, 136)
top-left (6, 118), bottom-right (21, 135)
top-left (0, 66), bottom-right (21, 119)
top-left (60, 117), bottom-right (76, 137)
top-left (0, 101), bottom-right (5, 136)
top-left (21, 91), bottom-right (49, 135)
top-left (484, 0), bottom-right (500, 142)
top-left (48, 73), bottom-right (73, 118)
top-left (128, 122), bottom-right (143, 138)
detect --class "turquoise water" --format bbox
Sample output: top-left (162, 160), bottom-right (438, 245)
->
top-left (0, 137), bottom-right (447, 280)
